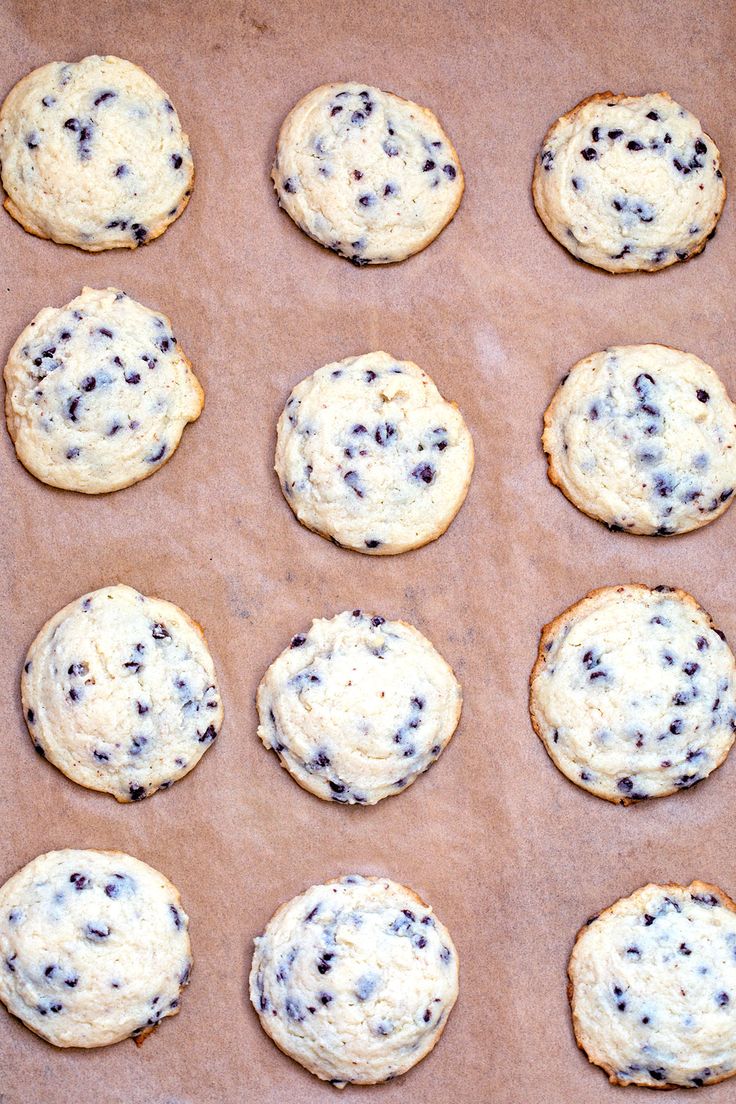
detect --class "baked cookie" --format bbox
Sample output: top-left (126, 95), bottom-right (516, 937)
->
top-left (543, 345), bottom-right (736, 535)
top-left (0, 849), bottom-right (191, 1048)
top-left (532, 92), bottom-right (725, 273)
top-left (0, 55), bottom-right (193, 249)
top-left (249, 874), bottom-right (458, 1086)
top-left (272, 82), bottom-right (463, 263)
top-left (529, 584), bottom-right (736, 803)
top-left (257, 609), bottom-right (461, 805)
top-left (4, 287), bottom-right (203, 493)
top-left (275, 352), bottom-right (474, 554)
top-left (569, 880), bottom-right (736, 1089)
top-left (22, 584), bottom-right (223, 801)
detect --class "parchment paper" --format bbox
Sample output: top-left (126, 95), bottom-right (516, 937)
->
top-left (1, 1), bottom-right (735, 1101)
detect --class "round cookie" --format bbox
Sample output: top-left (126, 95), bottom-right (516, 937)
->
top-left (275, 351), bottom-right (474, 555)
top-left (257, 609), bottom-right (462, 805)
top-left (0, 54), bottom-right (193, 250)
top-left (272, 82), bottom-right (464, 263)
top-left (249, 874), bottom-right (458, 1086)
top-left (532, 92), bottom-right (725, 273)
top-left (543, 345), bottom-right (736, 535)
top-left (22, 584), bottom-right (223, 802)
top-left (0, 849), bottom-right (192, 1048)
top-left (4, 287), bottom-right (203, 494)
top-left (529, 584), bottom-right (736, 803)
top-left (569, 880), bottom-right (736, 1089)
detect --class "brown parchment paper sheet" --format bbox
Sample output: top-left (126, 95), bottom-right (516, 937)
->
top-left (0, 0), bottom-right (735, 1100)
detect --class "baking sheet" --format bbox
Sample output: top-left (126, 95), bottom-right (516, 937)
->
top-left (1, 0), bottom-right (735, 1100)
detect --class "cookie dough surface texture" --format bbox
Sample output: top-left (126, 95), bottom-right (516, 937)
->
top-left (250, 874), bottom-right (458, 1086)
top-left (532, 92), bottom-right (725, 273)
top-left (275, 351), bottom-right (474, 554)
top-left (0, 849), bottom-right (192, 1048)
top-left (0, 55), bottom-right (193, 249)
top-left (530, 585), bottom-right (736, 803)
top-left (273, 82), bottom-right (464, 263)
top-left (257, 609), bottom-right (462, 805)
top-left (22, 584), bottom-right (223, 801)
top-left (570, 881), bottom-right (736, 1089)
top-left (4, 287), bottom-right (203, 494)
top-left (544, 345), bottom-right (736, 535)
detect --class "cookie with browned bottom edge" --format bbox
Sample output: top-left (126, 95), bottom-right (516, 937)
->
top-left (533, 92), bottom-right (725, 272)
top-left (529, 584), bottom-right (736, 802)
top-left (569, 880), bottom-right (736, 1088)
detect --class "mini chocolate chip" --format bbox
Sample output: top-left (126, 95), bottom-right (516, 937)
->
top-left (411, 463), bottom-right (435, 484)
top-left (580, 147), bottom-right (597, 161)
top-left (147, 443), bottom-right (167, 463)
top-left (85, 922), bottom-right (110, 939)
top-left (697, 389), bottom-right (709, 403)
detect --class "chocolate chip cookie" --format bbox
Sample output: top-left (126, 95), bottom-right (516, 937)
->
top-left (273, 82), bottom-right (463, 263)
top-left (543, 344), bottom-right (736, 535)
top-left (4, 287), bottom-right (203, 493)
top-left (23, 584), bottom-right (223, 801)
top-left (529, 584), bottom-right (736, 802)
top-left (276, 351), bottom-right (474, 554)
top-left (533, 92), bottom-right (725, 272)
top-left (257, 609), bottom-right (461, 805)
top-left (569, 881), bottom-right (736, 1088)
top-left (0, 55), bottom-right (193, 249)
top-left (249, 874), bottom-right (458, 1085)
top-left (0, 849), bottom-right (192, 1047)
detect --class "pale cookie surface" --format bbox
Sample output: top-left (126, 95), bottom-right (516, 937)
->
top-left (4, 287), bottom-right (203, 493)
top-left (250, 875), bottom-right (458, 1086)
top-left (0, 54), bottom-right (193, 250)
top-left (275, 352), bottom-right (474, 555)
top-left (0, 849), bottom-right (192, 1048)
top-left (530, 585), bottom-right (736, 803)
top-left (273, 82), bottom-right (463, 263)
top-left (23, 584), bottom-right (223, 801)
top-left (569, 881), bottom-right (736, 1089)
top-left (257, 609), bottom-right (461, 805)
top-left (544, 345), bottom-right (736, 535)
top-left (533, 92), bottom-right (725, 272)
